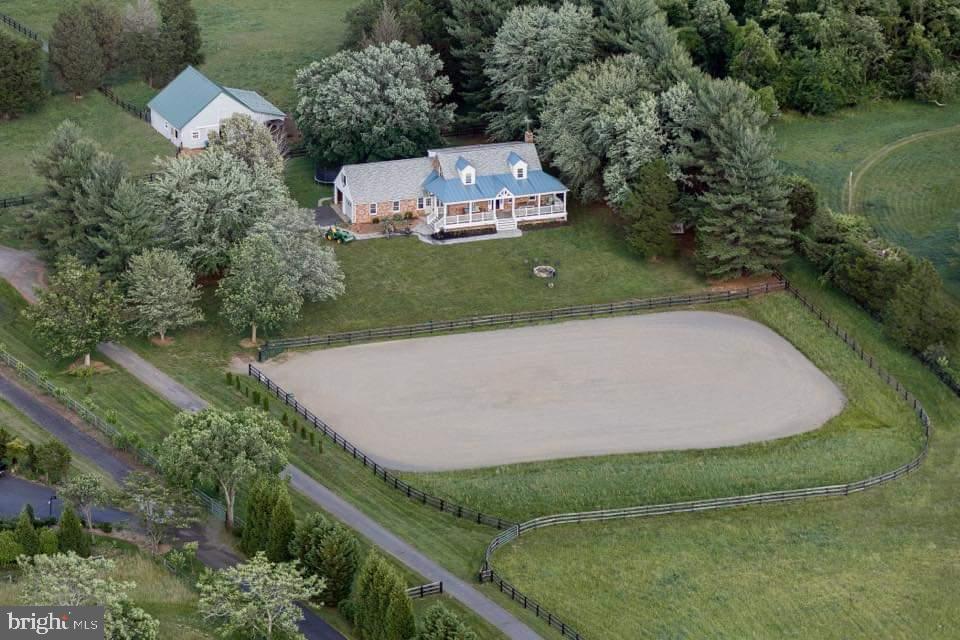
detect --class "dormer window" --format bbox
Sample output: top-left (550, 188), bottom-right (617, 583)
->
top-left (456, 156), bottom-right (475, 186)
top-left (508, 151), bottom-right (528, 180)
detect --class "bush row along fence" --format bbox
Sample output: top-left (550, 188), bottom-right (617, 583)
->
top-left (0, 347), bottom-right (239, 526)
top-left (257, 281), bottom-right (787, 361)
top-left (0, 13), bottom-right (46, 49)
top-left (405, 581), bottom-right (443, 599)
top-left (248, 364), bottom-right (516, 530)
top-left (476, 276), bottom-right (933, 640)
top-left (98, 86), bottom-right (150, 122)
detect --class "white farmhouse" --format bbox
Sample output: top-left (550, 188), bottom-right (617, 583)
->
top-left (147, 66), bottom-right (285, 150)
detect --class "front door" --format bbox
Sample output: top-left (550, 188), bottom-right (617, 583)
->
top-left (495, 198), bottom-right (502, 210)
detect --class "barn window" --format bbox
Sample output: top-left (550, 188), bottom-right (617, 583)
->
top-left (192, 130), bottom-right (200, 140)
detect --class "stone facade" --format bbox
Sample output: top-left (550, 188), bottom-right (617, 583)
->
top-left (353, 198), bottom-right (423, 224)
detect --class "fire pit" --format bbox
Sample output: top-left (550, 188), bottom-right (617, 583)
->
top-left (533, 265), bottom-right (557, 279)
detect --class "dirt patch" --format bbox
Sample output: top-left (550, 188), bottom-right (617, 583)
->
top-left (238, 338), bottom-right (262, 349)
top-left (66, 360), bottom-right (114, 376)
top-left (708, 273), bottom-right (782, 292)
top-left (149, 336), bottom-right (175, 347)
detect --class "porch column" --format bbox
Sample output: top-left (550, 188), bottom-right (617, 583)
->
top-left (512, 197), bottom-right (516, 215)
top-left (536, 194), bottom-right (541, 214)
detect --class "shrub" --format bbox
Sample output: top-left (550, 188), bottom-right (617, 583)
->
top-left (262, 397), bottom-right (269, 411)
top-left (38, 529), bottom-right (58, 555)
top-left (309, 432), bottom-right (315, 446)
top-left (884, 259), bottom-right (960, 352)
top-left (252, 390), bottom-right (261, 405)
top-left (318, 439), bottom-right (323, 454)
top-left (300, 425), bottom-right (307, 440)
top-left (371, 216), bottom-right (380, 225)
top-left (14, 508), bottom-right (39, 556)
top-left (0, 531), bottom-right (24, 566)
top-left (225, 372), bottom-right (233, 385)
top-left (97, 521), bottom-right (113, 533)
top-left (234, 377), bottom-right (241, 390)
top-left (281, 413), bottom-right (288, 426)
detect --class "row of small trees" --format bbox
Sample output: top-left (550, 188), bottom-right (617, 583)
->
top-left (21, 117), bottom-right (344, 359)
top-left (48, 0), bottom-right (202, 96)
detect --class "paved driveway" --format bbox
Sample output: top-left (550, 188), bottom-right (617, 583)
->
top-left (261, 311), bottom-right (847, 472)
top-left (0, 475), bottom-right (128, 522)
top-left (314, 205), bottom-right (344, 227)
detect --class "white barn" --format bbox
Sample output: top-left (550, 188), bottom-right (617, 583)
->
top-left (147, 66), bottom-right (285, 150)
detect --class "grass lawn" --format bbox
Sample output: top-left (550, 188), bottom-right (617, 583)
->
top-left (286, 155), bottom-right (332, 208)
top-left (0, 396), bottom-right (116, 488)
top-left (774, 100), bottom-right (960, 213)
top-left (0, 92), bottom-right (173, 195)
top-left (0, 280), bottom-right (181, 446)
top-left (489, 259), bottom-right (960, 639)
top-left (2, 0), bottom-right (358, 111)
top-left (0, 537), bottom-right (215, 639)
top-left (856, 130), bottom-right (960, 295)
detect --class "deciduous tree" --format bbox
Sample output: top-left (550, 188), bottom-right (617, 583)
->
top-left (23, 255), bottom-right (124, 367)
top-left (216, 235), bottom-right (304, 344)
top-left (197, 552), bottom-right (323, 637)
top-left (34, 440), bottom-right (72, 485)
top-left (295, 41), bottom-right (454, 166)
top-left (418, 604), bottom-right (478, 640)
top-left (125, 249), bottom-right (203, 342)
top-left (207, 114), bottom-right (285, 176)
top-left (60, 473), bottom-right (109, 530)
top-left (160, 408), bottom-right (289, 530)
top-left (121, 471), bottom-right (199, 552)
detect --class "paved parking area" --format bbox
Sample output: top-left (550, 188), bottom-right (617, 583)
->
top-left (261, 311), bottom-right (846, 472)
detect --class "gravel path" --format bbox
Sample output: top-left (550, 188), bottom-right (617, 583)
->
top-left (0, 246), bottom-right (44, 303)
top-left (261, 311), bottom-right (847, 472)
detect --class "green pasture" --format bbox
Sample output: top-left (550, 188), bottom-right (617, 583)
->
top-left (489, 260), bottom-right (960, 638)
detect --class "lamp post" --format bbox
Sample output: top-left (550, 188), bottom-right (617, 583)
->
top-left (48, 494), bottom-right (58, 518)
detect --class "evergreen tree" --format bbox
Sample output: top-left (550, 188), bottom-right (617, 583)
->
top-left (81, 0), bottom-right (123, 73)
top-left (485, 3), bottom-right (597, 140)
top-left (353, 553), bottom-right (388, 638)
top-left (784, 175), bottom-right (818, 230)
top-left (265, 486), bottom-right (296, 562)
top-left (446, 0), bottom-right (513, 122)
top-left (240, 476), bottom-right (280, 556)
top-left (29, 121), bottom-right (102, 259)
top-left (885, 259), bottom-right (960, 352)
top-left (38, 529), bottom-right (59, 555)
top-left (157, 0), bottom-right (203, 82)
top-left (729, 19), bottom-right (780, 89)
top-left (34, 440), bottom-right (72, 485)
top-left (0, 32), bottom-right (44, 118)
top-left (121, 0), bottom-right (162, 86)
top-left (72, 151), bottom-right (130, 269)
top-left (49, 4), bottom-right (106, 96)
top-left (58, 507), bottom-right (91, 557)
top-left (14, 508), bottom-right (40, 557)
top-left (87, 179), bottom-right (163, 279)
top-left (384, 580), bottom-right (416, 640)
top-left (125, 249), bottom-right (203, 341)
top-left (620, 160), bottom-right (678, 259)
top-left (418, 604), bottom-right (478, 640)
top-left (318, 525), bottom-right (360, 605)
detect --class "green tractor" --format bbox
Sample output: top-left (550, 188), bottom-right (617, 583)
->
top-left (324, 226), bottom-right (356, 244)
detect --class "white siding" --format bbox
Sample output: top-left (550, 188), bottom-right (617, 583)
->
top-left (178, 93), bottom-right (254, 149)
top-left (335, 170), bottom-right (356, 222)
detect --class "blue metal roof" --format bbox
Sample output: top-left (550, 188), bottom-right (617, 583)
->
top-left (148, 66), bottom-right (284, 129)
top-left (455, 157), bottom-right (471, 172)
top-left (507, 151), bottom-right (524, 166)
top-left (424, 170), bottom-right (567, 203)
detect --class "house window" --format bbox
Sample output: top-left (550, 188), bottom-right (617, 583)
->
top-left (515, 166), bottom-right (526, 179)
top-left (392, 200), bottom-right (400, 212)
top-left (192, 130), bottom-right (200, 140)
top-left (342, 174), bottom-right (347, 186)
top-left (417, 197), bottom-right (425, 210)
top-left (172, 129), bottom-right (180, 139)
top-left (426, 197), bottom-right (433, 207)
top-left (369, 203), bottom-right (377, 216)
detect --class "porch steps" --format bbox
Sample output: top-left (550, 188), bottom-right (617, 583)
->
top-left (496, 218), bottom-right (518, 232)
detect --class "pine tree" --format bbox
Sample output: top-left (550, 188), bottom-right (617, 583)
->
top-left (88, 179), bottom-right (164, 279)
top-left (157, 0), bottom-right (203, 83)
top-left (49, 5), bottom-right (106, 96)
top-left (14, 508), bottom-right (40, 556)
top-left (0, 32), bottom-right (44, 118)
top-left (240, 476), bottom-right (279, 556)
top-left (446, 0), bottom-right (513, 122)
top-left (352, 553), bottom-right (388, 638)
top-left (58, 507), bottom-right (91, 557)
top-left (121, 0), bottom-right (162, 86)
top-left (621, 160), bottom-right (678, 259)
top-left (317, 524), bottom-right (359, 605)
top-left (884, 259), bottom-right (960, 352)
top-left (72, 151), bottom-right (131, 269)
top-left (81, 0), bottom-right (123, 73)
top-left (265, 486), bottom-right (296, 562)
top-left (384, 579), bottom-right (416, 640)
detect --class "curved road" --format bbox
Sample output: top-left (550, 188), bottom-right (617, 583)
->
top-left (0, 247), bottom-right (541, 639)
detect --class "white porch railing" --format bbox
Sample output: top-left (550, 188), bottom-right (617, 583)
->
top-left (514, 203), bottom-right (566, 218)
top-left (426, 209), bottom-right (442, 225)
top-left (445, 211), bottom-right (496, 227)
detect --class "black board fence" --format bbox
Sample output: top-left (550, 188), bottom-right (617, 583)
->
top-left (258, 281), bottom-right (787, 361)
top-left (0, 12), bottom-right (45, 48)
top-left (248, 364), bottom-right (515, 530)
top-left (476, 277), bottom-right (932, 640)
top-left (0, 346), bottom-right (240, 526)
top-left (405, 581), bottom-right (443, 599)
top-left (0, 193), bottom-right (43, 209)
top-left (98, 86), bottom-right (150, 122)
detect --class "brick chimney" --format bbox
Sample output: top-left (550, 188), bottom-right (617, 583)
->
top-left (523, 128), bottom-right (535, 144)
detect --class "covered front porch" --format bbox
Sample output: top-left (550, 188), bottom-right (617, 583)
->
top-left (426, 192), bottom-right (567, 232)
